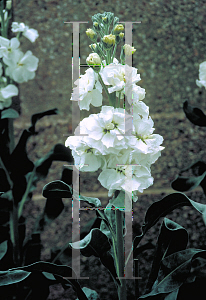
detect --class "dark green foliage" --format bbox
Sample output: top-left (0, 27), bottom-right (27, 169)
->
top-left (183, 100), bottom-right (206, 126)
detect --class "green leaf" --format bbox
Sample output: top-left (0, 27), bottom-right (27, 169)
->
top-left (0, 270), bottom-right (30, 286)
top-left (146, 218), bottom-right (188, 293)
top-left (171, 172), bottom-right (206, 192)
top-left (42, 272), bottom-right (56, 281)
top-left (183, 100), bottom-right (206, 126)
top-left (42, 180), bottom-right (72, 198)
top-left (42, 179), bottom-right (101, 207)
top-left (99, 251), bottom-right (120, 286)
top-left (76, 287), bottom-right (100, 300)
top-left (29, 108), bottom-right (59, 134)
top-left (171, 160), bottom-right (206, 194)
top-left (1, 109), bottom-right (19, 119)
top-left (13, 261), bottom-right (88, 300)
top-left (139, 249), bottom-right (206, 299)
top-left (133, 193), bottom-right (206, 257)
top-left (35, 144), bottom-right (73, 180)
top-left (70, 228), bottom-right (111, 257)
top-left (0, 241), bottom-right (7, 260)
top-left (164, 289), bottom-right (179, 300)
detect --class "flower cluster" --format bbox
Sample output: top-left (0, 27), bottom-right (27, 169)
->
top-left (66, 12), bottom-right (164, 209)
top-left (0, 3), bottom-right (39, 110)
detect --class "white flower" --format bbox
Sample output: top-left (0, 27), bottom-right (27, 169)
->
top-left (79, 106), bottom-right (126, 151)
top-left (98, 164), bottom-right (153, 198)
top-left (100, 58), bottom-right (141, 99)
top-left (71, 68), bottom-right (102, 110)
top-left (0, 84), bottom-right (18, 110)
top-left (0, 37), bottom-right (20, 59)
top-left (11, 22), bottom-right (39, 43)
top-left (65, 135), bottom-right (106, 172)
top-left (4, 50), bottom-right (39, 83)
top-left (196, 61), bottom-right (206, 88)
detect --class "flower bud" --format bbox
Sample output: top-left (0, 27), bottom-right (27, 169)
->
top-left (102, 16), bottom-right (108, 24)
top-left (86, 28), bottom-right (97, 42)
top-left (116, 32), bottom-right (124, 44)
top-left (113, 24), bottom-right (124, 35)
top-left (102, 34), bottom-right (115, 50)
top-left (123, 44), bottom-right (136, 56)
top-left (89, 43), bottom-right (97, 51)
top-left (86, 53), bottom-right (101, 72)
top-left (6, 0), bottom-right (12, 10)
top-left (86, 53), bottom-right (101, 65)
top-left (93, 22), bottom-right (101, 32)
top-left (113, 17), bottom-right (119, 27)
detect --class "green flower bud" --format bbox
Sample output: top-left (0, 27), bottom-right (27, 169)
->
top-left (102, 34), bottom-right (116, 50)
top-left (93, 22), bottom-right (101, 32)
top-left (114, 24), bottom-right (124, 35)
top-left (86, 28), bottom-right (97, 42)
top-left (102, 16), bottom-right (108, 24)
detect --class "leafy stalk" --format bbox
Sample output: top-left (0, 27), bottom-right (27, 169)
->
top-left (116, 209), bottom-right (127, 300)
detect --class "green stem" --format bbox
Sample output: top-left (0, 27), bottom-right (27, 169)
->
top-left (98, 73), bottom-right (113, 105)
top-left (111, 43), bottom-right (117, 63)
top-left (10, 202), bottom-right (20, 266)
top-left (8, 118), bottom-right (15, 153)
top-left (116, 209), bottom-right (127, 300)
top-left (96, 43), bottom-right (106, 61)
top-left (18, 168), bottom-right (36, 218)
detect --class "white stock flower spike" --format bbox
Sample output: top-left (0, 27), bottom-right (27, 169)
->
top-left (65, 12), bottom-right (164, 210)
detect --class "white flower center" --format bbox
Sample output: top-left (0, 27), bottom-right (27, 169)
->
top-left (105, 123), bottom-right (114, 130)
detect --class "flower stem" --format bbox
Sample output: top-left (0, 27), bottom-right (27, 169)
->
top-left (116, 209), bottom-right (127, 300)
top-left (111, 43), bottom-right (117, 63)
top-left (98, 73), bottom-right (113, 105)
top-left (8, 118), bottom-right (15, 153)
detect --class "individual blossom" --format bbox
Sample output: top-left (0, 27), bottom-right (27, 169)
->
top-left (79, 106), bottom-right (127, 151)
top-left (71, 68), bottom-right (102, 111)
top-left (86, 53), bottom-right (101, 68)
top-left (0, 37), bottom-right (20, 59)
top-left (98, 163), bottom-right (153, 210)
top-left (126, 115), bottom-right (165, 166)
top-left (65, 135), bottom-right (106, 172)
top-left (4, 50), bottom-right (39, 83)
top-left (196, 61), bottom-right (206, 89)
top-left (0, 84), bottom-right (18, 110)
top-left (123, 44), bottom-right (136, 56)
top-left (11, 22), bottom-right (39, 43)
top-left (100, 58), bottom-right (141, 99)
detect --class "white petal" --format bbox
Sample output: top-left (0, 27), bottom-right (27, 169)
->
top-left (1, 84), bottom-right (18, 99)
top-left (23, 28), bottom-right (39, 42)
